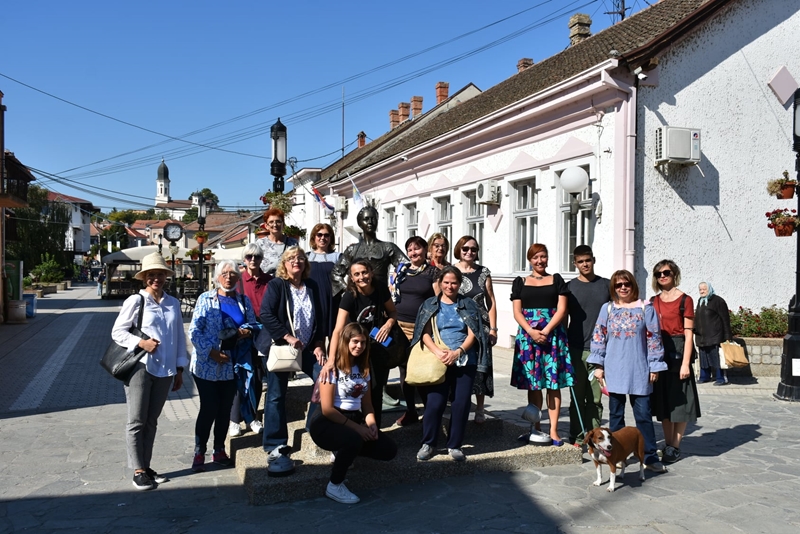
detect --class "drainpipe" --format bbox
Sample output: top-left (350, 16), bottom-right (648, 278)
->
top-left (624, 81), bottom-right (637, 273)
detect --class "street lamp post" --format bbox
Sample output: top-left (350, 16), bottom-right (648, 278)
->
top-left (776, 88), bottom-right (800, 402)
top-left (197, 196), bottom-right (207, 293)
top-left (270, 118), bottom-right (287, 193)
top-left (169, 243), bottom-right (180, 294)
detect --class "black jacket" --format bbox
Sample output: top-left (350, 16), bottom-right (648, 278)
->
top-left (256, 277), bottom-right (325, 355)
top-left (694, 294), bottom-right (732, 347)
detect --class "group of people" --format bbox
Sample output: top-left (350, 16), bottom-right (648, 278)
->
top-left (111, 205), bottom-right (733, 502)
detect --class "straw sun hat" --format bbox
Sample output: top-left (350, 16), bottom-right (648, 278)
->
top-left (134, 253), bottom-right (174, 280)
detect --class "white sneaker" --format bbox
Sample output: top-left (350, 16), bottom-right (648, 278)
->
top-left (249, 420), bottom-right (263, 434)
top-left (325, 481), bottom-right (360, 504)
top-left (330, 452), bottom-right (337, 464)
top-left (228, 422), bottom-right (242, 437)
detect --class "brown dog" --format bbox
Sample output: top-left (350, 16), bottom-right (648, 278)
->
top-left (583, 427), bottom-right (646, 492)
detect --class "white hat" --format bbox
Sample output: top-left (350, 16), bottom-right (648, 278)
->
top-left (135, 253), bottom-right (174, 280)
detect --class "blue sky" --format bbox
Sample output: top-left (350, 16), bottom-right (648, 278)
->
top-left (0, 0), bottom-right (644, 214)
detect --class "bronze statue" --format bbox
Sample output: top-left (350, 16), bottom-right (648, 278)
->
top-left (331, 206), bottom-right (409, 296)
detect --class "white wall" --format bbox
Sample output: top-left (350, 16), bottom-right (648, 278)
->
top-left (637, 0), bottom-right (800, 309)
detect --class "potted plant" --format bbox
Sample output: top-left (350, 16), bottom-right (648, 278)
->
top-left (194, 231), bottom-right (209, 244)
top-left (203, 251), bottom-right (215, 261)
top-left (766, 208), bottom-right (799, 236)
top-left (284, 224), bottom-right (306, 239)
top-left (255, 223), bottom-right (270, 238)
top-left (766, 170), bottom-right (797, 199)
top-left (185, 248), bottom-right (200, 260)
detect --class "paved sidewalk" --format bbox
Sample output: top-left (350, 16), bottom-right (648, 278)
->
top-left (0, 284), bottom-right (798, 533)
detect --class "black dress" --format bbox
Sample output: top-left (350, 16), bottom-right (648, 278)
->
top-left (457, 265), bottom-right (494, 397)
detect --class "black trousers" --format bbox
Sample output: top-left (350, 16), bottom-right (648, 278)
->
top-left (309, 411), bottom-right (397, 484)
top-left (194, 375), bottom-right (237, 454)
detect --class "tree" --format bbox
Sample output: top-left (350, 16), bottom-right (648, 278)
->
top-left (190, 188), bottom-right (220, 211)
top-left (107, 210), bottom-right (137, 225)
top-left (100, 224), bottom-right (129, 251)
top-left (6, 185), bottom-right (72, 274)
top-left (182, 207), bottom-right (198, 224)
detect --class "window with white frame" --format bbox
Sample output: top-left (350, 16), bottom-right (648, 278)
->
top-left (558, 166), bottom-right (593, 273)
top-left (435, 196), bottom-right (452, 245)
top-left (385, 207), bottom-right (397, 243)
top-left (513, 178), bottom-right (538, 272)
top-left (464, 190), bottom-right (485, 250)
top-left (405, 203), bottom-right (418, 237)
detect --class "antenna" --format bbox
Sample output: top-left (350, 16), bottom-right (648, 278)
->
top-left (605, 0), bottom-right (630, 23)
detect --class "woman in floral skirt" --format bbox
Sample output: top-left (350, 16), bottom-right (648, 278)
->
top-left (510, 243), bottom-right (573, 445)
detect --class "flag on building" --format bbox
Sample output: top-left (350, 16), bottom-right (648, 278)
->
top-left (311, 187), bottom-right (334, 212)
top-left (348, 174), bottom-right (364, 210)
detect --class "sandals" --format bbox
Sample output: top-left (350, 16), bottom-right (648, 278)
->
top-left (474, 408), bottom-right (486, 424)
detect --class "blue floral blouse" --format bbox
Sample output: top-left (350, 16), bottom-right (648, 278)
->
top-left (587, 300), bottom-right (667, 396)
top-left (189, 290), bottom-right (257, 382)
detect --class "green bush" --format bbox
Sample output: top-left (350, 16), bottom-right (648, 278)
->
top-left (30, 253), bottom-right (65, 284)
top-left (23, 276), bottom-right (32, 288)
top-left (729, 305), bottom-right (788, 338)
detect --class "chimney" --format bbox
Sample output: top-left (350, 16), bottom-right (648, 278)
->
top-left (435, 82), bottom-right (449, 105)
top-left (411, 96), bottom-right (423, 118)
top-left (568, 14), bottom-right (592, 46)
top-left (357, 131), bottom-right (367, 148)
top-left (389, 109), bottom-right (400, 129)
top-left (398, 102), bottom-right (411, 123)
top-left (517, 58), bottom-right (534, 73)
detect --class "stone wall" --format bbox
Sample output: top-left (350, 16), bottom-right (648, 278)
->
top-left (729, 337), bottom-right (783, 377)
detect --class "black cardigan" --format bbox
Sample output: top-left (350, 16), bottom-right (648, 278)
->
top-left (694, 294), bottom-right (732, 347)
top-left (257, 277), bottom-right (325, 355)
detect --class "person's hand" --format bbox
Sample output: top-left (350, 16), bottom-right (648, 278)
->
top-left (352, 423), bottom-right (374, 442)
top-left (374, 323), bottom-right (392, 344)
top-left (594, 368), bottom-right (605, 382)
top-left (237, 328), bottom-right (252, 339)
top-left (172, 370), bottom-right (184, 391)
top-left (139, 338), bottom-right (160, 353)
top-left (313, 347), bottom-right (326, 365)
top-left (210, 350), bottom-right (231, 364)
top-left (365, 422), bottom-right (378, 441)
top-left (284, 335), bottom-right (304, 350)
top-left (488, 333), bottom-right (497, 346)
top-left (531, 329), bottom-right (547, 345)
top-left (437, 350), bottom-right (453, 366)
top-left (319, 358), bottom-right (335, 384)
top-left (649, 372), bottom-right (658, 383)
top-left (680, 363), bottom-right (691, 380)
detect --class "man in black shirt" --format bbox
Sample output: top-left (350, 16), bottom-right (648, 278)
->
top-left (566, 245), bottom-right (609, 444)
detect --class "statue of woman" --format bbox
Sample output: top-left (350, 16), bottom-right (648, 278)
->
top-left (331, 206), bottom-right (409, 296)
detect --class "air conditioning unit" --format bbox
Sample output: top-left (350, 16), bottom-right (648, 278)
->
top-left (476, 179), bottom-right (500, 204)
top-left (329, 195), bottom-right (348, 213)
top-left (654, 126), bottom-right (701, 165)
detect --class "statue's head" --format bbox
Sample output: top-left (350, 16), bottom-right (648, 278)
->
top-left (356, 206), bottom-right (379, 233)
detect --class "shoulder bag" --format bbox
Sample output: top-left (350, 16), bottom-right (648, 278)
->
top-left (266, 297), bottom-right (303, 372)
top-left (100, 294), bottom-right (150, 381)
top-left (405, 316), bottom-right (449, 387)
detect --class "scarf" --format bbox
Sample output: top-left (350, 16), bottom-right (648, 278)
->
top-left (390, 261), bottom-right (429, 303)
top-left (698, 282), bottom-right (715, 307)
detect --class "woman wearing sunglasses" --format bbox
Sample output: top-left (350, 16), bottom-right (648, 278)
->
top-left (453, 236), bottom-right (497, 424)
top-left (649, 260), bottom-right (701, 465)
top-left (307, 223), bottom-right (341, 340)
top-left (587, 270), bottom-right (668, 473)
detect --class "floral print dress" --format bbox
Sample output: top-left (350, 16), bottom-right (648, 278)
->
top-left (510, 274), bottom-right (574, 390)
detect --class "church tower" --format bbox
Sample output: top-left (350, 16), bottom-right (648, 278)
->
top-left (155, 158), bottom-right (170, 205)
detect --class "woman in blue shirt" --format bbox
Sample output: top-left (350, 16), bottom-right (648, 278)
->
top-left (189, 260), bottom-right (257, 473)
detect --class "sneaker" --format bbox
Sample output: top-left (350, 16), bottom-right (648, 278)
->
top-left (228, 422), bottom-right (242, 437)
top-left (132, 471), bottom-right (155, 491)
top-left (212, 450), bottom-right (233, 467)
top-left (267, 446), bottom-right (295, 477)
top-left (662, 445), bottom-right (681, 464)
top-left (191, 452), bottom-right (206, 472)
top-left (448, 448), bottom-right (466, 462)
top-left (330, 452), bottom-right (337, 464)
top-left (474, 408), bottom-right (486, 424)
top-left (646, 461), bottom-right (668, 473)
top-left (713, 380), bottom-right (729, 387)
top-left (395, 412), bottom-right (419, 427)
top-left (145, 468), bottom-right (168, 484)
top-left (417, 444), bottom-right (434, 461)
top-left (249, 420), bottom-right (263, 434)
top-left (325, 481), bottom-right (360, 504)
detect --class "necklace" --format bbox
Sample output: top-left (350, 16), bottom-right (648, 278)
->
top-left (530, 273), bottom-right (545, 280)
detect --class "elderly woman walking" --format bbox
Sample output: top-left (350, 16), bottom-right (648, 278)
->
top-left (112, 253), bottom-right (187, 490)
top-left (694, 282), bottom-right (732, 386)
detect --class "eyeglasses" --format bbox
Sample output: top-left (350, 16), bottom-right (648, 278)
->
top-left (614, 281), bottom-right (632, 289)
top-left (316, 233), bottom-right (331, 239)
top-left (657, 270), bottom-right (673, 278)
top-left (461, 246), bottom-right (478, 253)
top-left (266, 220), bottom-right (283, 227)
top-left (244, 254), bottom-right (263, 261)
top-left (220, 271), bottom-right (239, 278)
top-left (287, 257), bottom-right (306, 264)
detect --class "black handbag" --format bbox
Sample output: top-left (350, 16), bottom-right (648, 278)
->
top-left (100, 294), bottom-right (150, 381)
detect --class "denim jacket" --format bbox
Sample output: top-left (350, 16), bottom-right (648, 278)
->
top-left (410, 294), bottom-right (489, 373)
top-left (189, 290), bottom-right (257, 382)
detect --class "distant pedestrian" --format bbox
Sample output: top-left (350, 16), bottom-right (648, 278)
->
top-left (97, 270), bottom-right (106, 297)
top-left (694, 282), bottom-right (732, 386)
top-left (650, 260), bottom-right (701, 465)
top-left (111, 253), bottom-right (187, 491)
top-left (565, 245), bottom-right (608, 444)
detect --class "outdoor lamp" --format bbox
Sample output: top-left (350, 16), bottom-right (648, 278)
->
top-left (198, 196), bottom-right (208, 224)
top-left (271, 118), bottom-right (287, 193)
top-left (560, 166), bottom-right (590, 215)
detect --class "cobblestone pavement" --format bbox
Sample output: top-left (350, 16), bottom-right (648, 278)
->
top-left (0, 284), bottom-right (798, 533)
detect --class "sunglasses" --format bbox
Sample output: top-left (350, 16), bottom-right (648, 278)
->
top-left (614, 281), bottom-right (632, 289)
top-left (244, 254), bottom-right (263, 261)
top-left (461, 246), bottom-right (479, 253)
top-left (316, 233), bottom-right (331, 239)
top-left (657, 270), bottom-right (673, 278)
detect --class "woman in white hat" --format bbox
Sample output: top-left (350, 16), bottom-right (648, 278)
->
top-left (111, 252), bottom-right (188, 491)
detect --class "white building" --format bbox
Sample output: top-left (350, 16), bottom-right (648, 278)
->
top-left (46, 191), bottom-right (98, 256)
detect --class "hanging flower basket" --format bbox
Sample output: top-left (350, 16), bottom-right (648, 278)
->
top-left (774, 224), bottom-right (795, 237)
top-left (766, 208), bottom-right (799, 236)
top-left (195, 236), bottom-right (207, 244)
top-left (779, 182), bottom-right (797, 200)
top-left (767, 171), bottom-right (796, 199)
top-left (203, 253), bottom-right (213, 261)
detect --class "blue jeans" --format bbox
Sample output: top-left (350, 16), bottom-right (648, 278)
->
top-left (421, 365), bottom-right (477, 449)
top-left (262, 348), bottom-right (320, 450)
top-left (608, 392), bottom-right (659, 465)
top-left (698, 346), bottom-right (726, 383)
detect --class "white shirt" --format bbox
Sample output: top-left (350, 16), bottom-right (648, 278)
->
top-left (111, 290), bottom-right (188, 378)
top-left (330, 365), bottom-right (369, 411)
